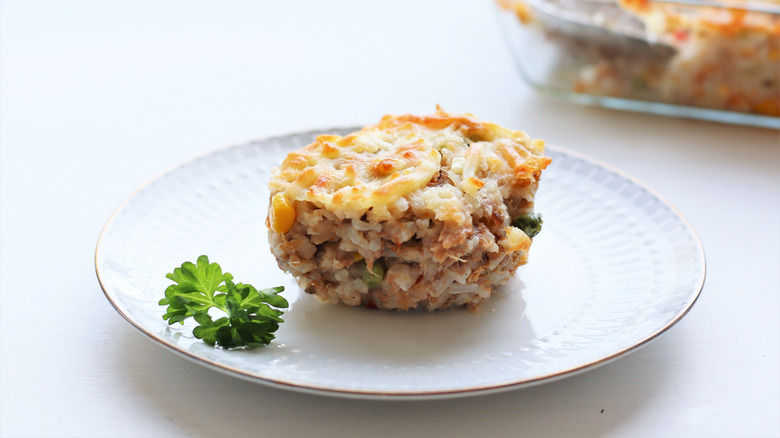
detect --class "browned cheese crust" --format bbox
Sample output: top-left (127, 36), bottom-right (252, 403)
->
top-left (267, 107), bottom-right (551, 311)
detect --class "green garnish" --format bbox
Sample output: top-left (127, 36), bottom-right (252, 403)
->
top-left (512, 212), bottom-right (543, 238)
top-left (159, 255), bottom-right (288, 349)
top-left (361, 260), bottom-right (385, 288)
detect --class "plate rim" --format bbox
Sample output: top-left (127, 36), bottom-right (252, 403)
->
top-left (94, 127), bottom-right (706, 400)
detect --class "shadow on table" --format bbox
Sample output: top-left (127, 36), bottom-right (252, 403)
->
top-left (115, 321), bottom-right (687, 438)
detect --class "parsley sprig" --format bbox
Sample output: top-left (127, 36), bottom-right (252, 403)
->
top-left (159, 255), bottom-right (288, 349)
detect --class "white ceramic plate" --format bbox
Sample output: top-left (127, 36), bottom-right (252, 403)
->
top-left (95, 128), bottom-right (705, 400)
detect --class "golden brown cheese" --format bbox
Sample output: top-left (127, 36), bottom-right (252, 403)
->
top-left (268, 107), bottom-right (551, 226)
top-left (618, 0), bottom-right (780, 116)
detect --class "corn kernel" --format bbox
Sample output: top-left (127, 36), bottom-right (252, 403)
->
top-left (501, 227), bottom-right (532, 253)
top-left (270, 193), bottom-right (296, 233)
top-left (513, 2), bottom-right (532, 24)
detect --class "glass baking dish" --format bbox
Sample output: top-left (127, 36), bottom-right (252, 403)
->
top-left (496, 0), bottom-right (780, 128)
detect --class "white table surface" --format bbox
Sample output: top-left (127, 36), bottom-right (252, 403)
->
top-left (1, 1), bottom-right (778, 437)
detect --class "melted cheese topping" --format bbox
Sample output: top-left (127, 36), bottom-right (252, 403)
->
top-left (268, 107), bottom-right (551, 221)
top-left (619, 0), bottom-right (780, 35)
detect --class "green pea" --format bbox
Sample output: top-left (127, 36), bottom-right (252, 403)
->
top-left (512, 212), bottom-right (543, 238)
top-left (361, 260), bottom-right (385, 288)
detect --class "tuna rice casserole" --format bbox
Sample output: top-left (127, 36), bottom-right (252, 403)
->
top-left (266, 108), bottom-right (551, 311)
top-left (498, 0), bottom-right (780, 118)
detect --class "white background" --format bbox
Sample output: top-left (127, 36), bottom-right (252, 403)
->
top-left (1, 1), bottom-right (778, 437)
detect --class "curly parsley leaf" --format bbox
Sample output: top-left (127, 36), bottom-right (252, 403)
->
top-left (159, 255), bottom-right (287, 349)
